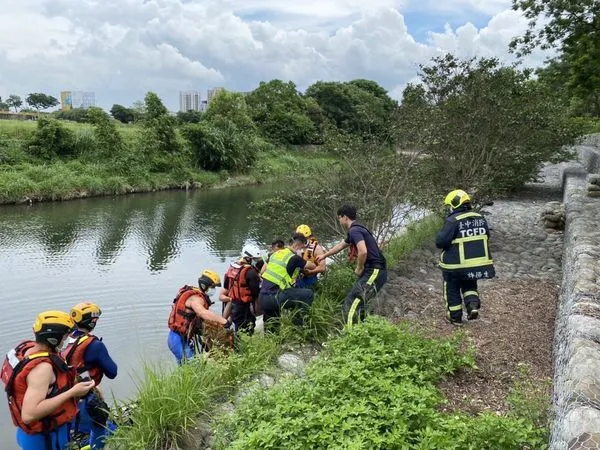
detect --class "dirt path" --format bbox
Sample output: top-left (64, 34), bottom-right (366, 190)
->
top-left (373, 170), bottom-right (564, 414)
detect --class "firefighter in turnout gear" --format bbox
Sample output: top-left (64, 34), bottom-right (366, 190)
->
top-left (62, 302), bottom-right (118, 449)
top-left (167, 270), bottom-right (233, 364)
top-left (436, 189), bottom-right (495, 325)
top-left (1, 311), bottom-right (95, 450)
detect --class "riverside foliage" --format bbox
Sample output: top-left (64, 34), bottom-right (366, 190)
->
top-left (0, 54), bottom-right (582, 205)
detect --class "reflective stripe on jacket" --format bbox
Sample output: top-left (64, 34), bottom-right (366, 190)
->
top-left (261, 248), bottom-right (297, 290)
top-left (438, 211), bottom-right (494, 272)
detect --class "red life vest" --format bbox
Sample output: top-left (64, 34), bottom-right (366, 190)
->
top-left (60, 334), bottom-right (103, 386)
top-left (225, 262), bottom-right (256, 303)
top-left (301, 237), bottom-right (319, 263)
top-left (1, 341), bottom-right (77, 435)
top-left (168, 286), bottom-right (210, 337)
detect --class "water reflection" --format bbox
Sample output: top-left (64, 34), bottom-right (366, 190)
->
top-left (0, 184), bottom-right (340, 449)
top-left (0, 185), bottom-right (300, 270)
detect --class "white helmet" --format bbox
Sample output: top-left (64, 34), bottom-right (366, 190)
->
top-left (241, 243), bottom-right (262, 260)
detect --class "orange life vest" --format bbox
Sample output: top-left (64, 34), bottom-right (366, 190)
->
top-left (301, 237), bottom-right (319, 263)
top-left (1, 341), bottom-right (77, 435)
top-left (60, 334), bottom-right (103, 386)
top-left (168, 285), bottom-right (210, 337)
top-left (225, 262), bottom-right (256, 303)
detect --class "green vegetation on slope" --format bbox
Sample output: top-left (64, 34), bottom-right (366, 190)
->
top-left (108, 216), bottom-right (549, 450)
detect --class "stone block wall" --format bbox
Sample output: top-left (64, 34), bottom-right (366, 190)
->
top-left (551, 139), bottom-right (600, 449)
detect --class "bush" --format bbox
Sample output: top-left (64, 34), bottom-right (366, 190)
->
top-left (182, 120), bottom-right (264, 173)
top-left (27, 117), bottom-right (76, 160)
top-left (216, 317), bottom-right (547, 450)
top-left (398, 54), bottom-right (579, 206)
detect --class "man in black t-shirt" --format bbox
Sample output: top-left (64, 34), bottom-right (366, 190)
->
top-left (259, 233), bottom-right (316, 331)
top-left (317, 205), bottom-right (387, 326)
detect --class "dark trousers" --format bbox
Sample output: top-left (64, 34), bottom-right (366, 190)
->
top-left (231, 300), bottom-right (256, 334)
top-left (443, 272), bottom-right (480, 321)
top-left (259, 288), bottom-right (314, 331)
top-left (342, 267), bottom-right (387, 326)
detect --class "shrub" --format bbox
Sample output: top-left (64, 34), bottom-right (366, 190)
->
top-left (216, 317), bottom-right (547, 450)
top-left (182, 120), bottom-right (263, 173)
top-left (26, 117), bottom-right (76, 160)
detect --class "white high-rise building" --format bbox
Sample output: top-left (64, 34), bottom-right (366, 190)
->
top-left (60, 91), bottom-right (96, 110)
top-left (207, 87), bottom-right (224, 104)
top-left (179, 90), bottom-right (201, 112)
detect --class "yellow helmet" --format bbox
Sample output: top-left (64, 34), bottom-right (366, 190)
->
top-left (33, 311), bottom-right (75, 348)
top-left (295, 224), bottom-right (312, 238)
top-left (198, 269), bottom-right (222, 289)
top-left (444, 189), bottom-right (471, 209)
top-left (71, 302), bottom-right (102, 331)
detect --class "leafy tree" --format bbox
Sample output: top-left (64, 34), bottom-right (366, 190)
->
top-left (27, 117), bottom-right (76, 160)
top-left (250, 132), bottom-right (423, 244)
top-left (510, 0), bottom-right (599, 55)
top-left (182, 91), bottom-right (265, 172)
top-left (203, 91), bottom-right (256, 134)
top-left (131, 100), bottom-right (146, 123)
top-left (0, 96), bottom-right (9, 111)
top-left (246, 80), bottom-right (317, 145)
top-left (87, 107), bottom-right (124, 158)
top-left (397, 54), bottom-right (578, 205)
top-left (182, 120), bottom-right (265, 173)
top-left (110, 104), bottom-right (135, 123)
top-left (176, 110), bottom-right (202, 124)
top-left (305, 80), bottom-right (397, 142)
top-left (26, 93), bottom-right (59, 111)
top-left (511, 0), bottom-right (600, 116)
top-left (139, 92), bottom-right (180, 164)
top-left (6, 95), bottom-right (22, 112)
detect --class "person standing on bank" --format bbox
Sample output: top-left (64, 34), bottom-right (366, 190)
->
top-left (316, 205), bottom-right (387, 326)
top-left (435, 189), bottom-right (495, 325)
top-left (259, 233), bottom-right (317, 330)
top-left (1, 311), bottom-right (95, 450)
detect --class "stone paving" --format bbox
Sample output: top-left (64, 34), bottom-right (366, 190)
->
top-left (374, 162), bottom-right (566, 318)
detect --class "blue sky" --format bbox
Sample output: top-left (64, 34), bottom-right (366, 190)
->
top-left (0, 0), bottom-right (550, 110)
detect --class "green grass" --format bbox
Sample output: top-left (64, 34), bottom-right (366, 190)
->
top-left (0, 119), bottom-right (336, 204)
top-left (109, 333), bottom-right (282, 449)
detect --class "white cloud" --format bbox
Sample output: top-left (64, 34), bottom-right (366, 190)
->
top-left (0, 0), bottom-right (551, 110)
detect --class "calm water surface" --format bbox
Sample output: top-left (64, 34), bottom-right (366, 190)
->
top-left (0, 185), bottom-right (315, 447)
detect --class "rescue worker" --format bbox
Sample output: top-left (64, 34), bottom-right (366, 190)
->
top-left (167, 270), bottom-right (233, 364)
top-left (293, 225), bottom-right (326, 289)
top-left (62, 302), bottom-right (117, 449)
top-left (316, 205), bottom-right (387, 327)
top-left (219, 244), bottom-right (263, 334)
top-left (259, 233), bottom-right (317, 330)
top-left (1, 311), bottom-right (95, 450)
top-left (435, 189), bottom-right (495, 325)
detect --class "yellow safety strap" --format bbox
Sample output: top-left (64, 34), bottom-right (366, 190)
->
top-left (347, 298), bottom-right (362, 328)
top-left (454, 212), bottom-right (481, 220)
top-left (347, 269), bottom-right (380, 328)
top-left (366, 268), bottom-right (379, 285)
top-left (463, 290), bottom-right (478, 297)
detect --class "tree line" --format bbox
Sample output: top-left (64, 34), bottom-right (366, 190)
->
top-left (0, 93), bottom-right (59, 112)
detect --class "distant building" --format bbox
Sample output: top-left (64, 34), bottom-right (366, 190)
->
top-left (179, 90), bottom-right (201, 112)
top-left (207, 87), bottom-right (224, 104)
top-left (60, 91), bottom-right (95, 110)
top-left (200, 100), bottom-right (208, 112)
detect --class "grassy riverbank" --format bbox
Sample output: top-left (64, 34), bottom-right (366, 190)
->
top-left (0, 120), bottom-right (333, 205)
top-left (108, 215), bottom-right (548, 450)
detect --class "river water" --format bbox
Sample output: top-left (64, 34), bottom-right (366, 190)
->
top-left (0, 185), bottom-right (319, 447)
